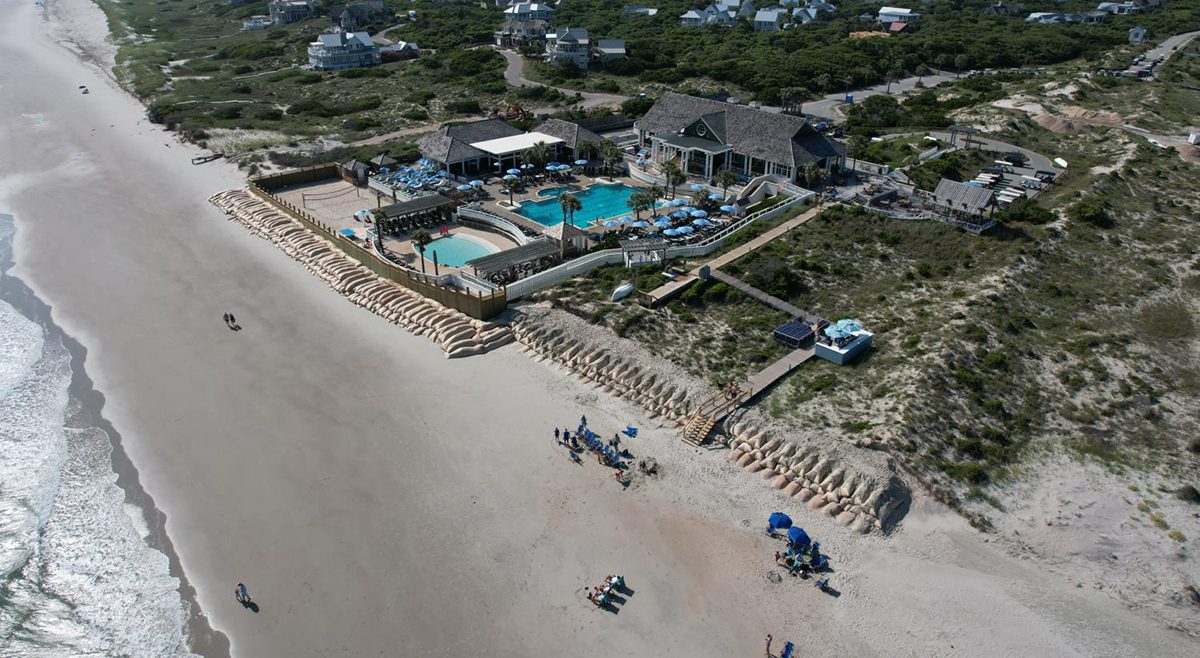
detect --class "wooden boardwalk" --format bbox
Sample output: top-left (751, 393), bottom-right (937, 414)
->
top-left (746, 346), bottom-right (816, 393)
top-left (708, 270), bottom-right (809, 320)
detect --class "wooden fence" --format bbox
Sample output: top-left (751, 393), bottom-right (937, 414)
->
top-left (247, 167), bottom-right (507, 320)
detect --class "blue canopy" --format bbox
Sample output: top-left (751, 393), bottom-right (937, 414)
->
top-left (662, 228), bottom-right (678, 236)
top-left (768, 512), bottom-right (793, 530)
top-left (503, 174), bottom-right (518, 180)
top-left (506, 168), bottom-right (522, 175)
top-left (654, 218), bottom-right (671, 228)
top-left (824, 318), bottom-right (864, 340)
top-left (720, 204), bottom-right (737, 213)
top-left (787, 526), bottom-right (811, 548)
top-left (602, 220), bottom-right (621, 227)
top-left (547, 161), bottom-right (561, 167)
top-left (456, 184), bottom-right (473, 191)
top-left (677, 225), bottom-right (695, 234)
top-left (469, 180), bottom-right (484, 187)
top-left (667, 198), bottom-right (688, 207)
top-left (693, 218), bottom-right (711, 226)
top-left (631, 220), bottom-right (649, 228)
top-left (618, 215), bottom-right (633, 223)
top-left (574, 159), bottom-right (589, 166)
top-left (690, 209), bottom-right (708, 218)
top-left (338, 228), bottom-right (356, 237)
top-left (680, 206), bottom-right (696, 213)
top-left (670, 210), bottom-right (687, 219)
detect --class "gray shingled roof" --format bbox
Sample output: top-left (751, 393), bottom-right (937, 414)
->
top-left (636, 92), bottom-right (842, 169)
top-left (418, 118), bottom-right (524, 164)
top-left (933, 179), bottom-right (995, 216)
top-left (533, 118), bottom-right (603, 150)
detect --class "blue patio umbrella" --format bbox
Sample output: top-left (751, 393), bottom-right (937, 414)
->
top-left (338, 228), bottom-right (356, 237)
top-left (574, 159), bottom-right (588, 166)
top-left (680, 206), bottom-right (696, 213)
top-left (693, 218), bottom-right (711, 226)
top-left (547, 161), bottom-right (561, 167)
top-left (690, 183), bottom-right (706, 191)
top-left (787, 526), bottom-right (811, 548)
top-left (670, 210), bottom-right (687, 219)
top-left (456, 184), bottom-right (473, 191)
top-left (469, 180), bottom-right (484, 187)
top-left (670, 198), bottom-right (688, 207)
top-left (503, 174), bottom-right (518, 181)
top-left (654, 218), bottom-right (671, 228)
top-left (618, 215), bottom-right (634, 223)
top-left (507, 168), bottom-right (522, 176)
top-left (768, 512), bottom-right (793, 530)
top-left (602, 219), bottom-right (621, 227)
top-left (662, 228), bottom-right (678, 236)
top-left (631, 220), bottom-right (649, 228)
top-left (677, 225), bottom-right (695, 234)
top-left (690, 209), bottom-right (708, 218)
top-left (720, 204), bottom-right (738, 213)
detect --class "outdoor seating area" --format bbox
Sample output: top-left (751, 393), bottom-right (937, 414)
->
top-left (369, 158), bottom-right (453, 200)
top-left (766, 513), bottom-right (833, 582)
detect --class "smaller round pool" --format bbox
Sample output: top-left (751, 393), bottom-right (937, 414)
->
top-left (422, 234), bottom-right (499, 268)
top-left (537, 186), bottom-right (573, 198)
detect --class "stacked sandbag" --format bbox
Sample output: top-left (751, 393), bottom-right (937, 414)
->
top-left (722, 421), bottom-right (911, 534)
top-left (208, 188), bottom-right (513, 359)
top-left (510, 317), bottom-right (692, 427)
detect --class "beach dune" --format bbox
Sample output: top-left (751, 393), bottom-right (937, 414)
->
top-left (0, 1), bottom-right (1195, 656)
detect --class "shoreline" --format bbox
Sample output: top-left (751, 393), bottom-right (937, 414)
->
top-left (0, 213), bottom-right (229, 656)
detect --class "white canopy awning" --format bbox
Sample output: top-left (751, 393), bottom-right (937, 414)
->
top-left (470, 132), bottom-right (563, 157)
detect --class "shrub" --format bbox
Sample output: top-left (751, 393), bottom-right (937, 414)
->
top-left (215, 43), bottom-right (283, 60)
top-left (1067, 199), bottom-right (1113, 228)
top-left (1002, 198), bottom-right (1055, 224)
top-left (343, 116), bottom-right (382, 131)
top-left (1177, 485), bottom-right (1200, 504)
top-left (445, 99), bottom-right (481, 114)
top-left (404, 90), bottom-right (436, 105)
top-left (403, 108), bottom-right (430, 121)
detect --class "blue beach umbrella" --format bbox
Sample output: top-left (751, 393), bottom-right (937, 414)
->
top-left (503, 174), bottom-right (518, 181)
top-left (662, 228), bottom-right (678, 236)
top-left (654, 218), bottom-right (671, 228)
top-left (469, 180), bottom-right (484, 187)
top-left (693, 218), bottom-right (711, 227)
top-left (720, 204), bottom-right (737, 213)
top-left (456, 184), bottom-right (473, 191)
top-left (670, 210), bottom-right (687, 219)
top-left (787, 526), bottom-right (811, 548)
top-left (618, 215), bottom-right (633, 223)
top-left (690, 209), bottom-right (708, 218)
top-left (690, 183), bottom-right (706, 191)
top-left (602, 219), bottom-right (621, 227)
top-left (677, 225), bottom-right (694, 234)
top-left (574, 159), bottom-right (588, 166)
top-left (507, 168), bottom-right (522, 176)
top-left (768, 512), bottom-right (793, 530)
top-left (631, 220), bottom-right (649, 228)
top-left (338, 228), bottom-right (356, 237)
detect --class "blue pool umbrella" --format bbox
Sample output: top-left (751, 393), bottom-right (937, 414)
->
top-left (631, 220), bottom-right (649, 228)
top-left (677, 225), bottom-right (695, 234)
top-left (618, 215), bottom-right (633, 223)
top-left (768, 512), bottom-right (793, 530)
top-left (720, 204), bottom-right (737, 213)
top-left (602, 219), bottom-right (621, 227)
top-left (662, 228), bottom-right (678, 236)
top-left (469, 180), bottom-right (484, 187)
top-left (693, 218), bottom-right (711, 226)
top-left (669, 210), bottom-right (686, 219)
top-left (654, 218), bottom-right (671, 228)
top-left (787, 526), bottom-right (811, 548)
top-left (547, 161), bottom-right (561, 167)
top-left (574, 159), bottom-right (588, 166)
top-left (690, 183), bottom-right (706, 191)
top-left (503, 174), bottom-right (518, 180)
top-left (456, 184), bottom-right (472, 191)
top-left (506, 168), bottom-right (522, 175)
top-left (338, 228), bottom-right (356, 237)
top-left (690, 209), bottom-right (708, 218)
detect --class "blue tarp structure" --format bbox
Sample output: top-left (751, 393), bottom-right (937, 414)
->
top-left (768, 512), bottom-right (793, 530)
top-left (338, 228), bottom-right (356, 237)
top-left (787, 526), bottom-right (811, 548)
top-left (824, 319), bottom-right (864, 340)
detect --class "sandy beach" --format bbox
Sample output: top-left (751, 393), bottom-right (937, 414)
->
top-left (0, 0), bottom-right (1196, 655)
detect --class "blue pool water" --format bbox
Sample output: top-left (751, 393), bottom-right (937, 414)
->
top-left (517, 183), bottom-right (653, 227)
top-left (423, 234), bottom-right (499, 268)
top-left (537, 186), bottom-right (572, 198)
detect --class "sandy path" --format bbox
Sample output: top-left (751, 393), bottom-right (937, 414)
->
top-left (0, 1), bottom-right (1196, 656)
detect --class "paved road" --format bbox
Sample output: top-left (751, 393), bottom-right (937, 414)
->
top-left (796, 70), bottom-right (959, 120)
top-left (1143, 29), bottom-right (1200, 65)
top-left (925, 131), bottom-right (1061, 173)
top-left (498, 49), bottom-right (628, 113)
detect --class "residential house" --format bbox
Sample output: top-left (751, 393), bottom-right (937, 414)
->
top-left (634, 92), bottom-right (846, 182)
top-left (680, 9), bottom-right (708, 26)
top-left (792, 1), bottom-right (834, 23)
top-left (494, 19), bottom-right (550, 48)
top-left (242, 15), bottom-right (274, 30)
top-left (1078, 9), bottom-right (1111, 22)
top-left (595, 39), bottom-right (627, 64)
top-left (379, 41), bottom-right (419, 60)
top-left (680, 0), bottom-right (752, 27)
top-left (546, 27), bottom-right (591, 70)
top-left (268, 0), bottom-right (312, 25)
top-left (623, 6), bottom-right (659, 16)
top-left (307, 31), bottom-right (380, 70)
top-left (330, 1), bottom-right (390, 32)
top-left (1129, 25), bottom-right (1148, 44)
top-left (983, 1), bottom-right (1024, 15)
top-left (877, 6), bottom-right (919, 22)
top-left (1025, 11), bottom-right (1071, 23)
top-left (754, 8), bottom-right (785, 30)
top-left (885, 21), bottom-right (912, 32)
top-left (1097, 1), bottom-right (1139, 13)
top-left (504, 2), bottom-right (555, 22)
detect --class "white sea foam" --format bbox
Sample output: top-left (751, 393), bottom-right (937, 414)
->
top-left (0, 300), bottom-right (196, 656)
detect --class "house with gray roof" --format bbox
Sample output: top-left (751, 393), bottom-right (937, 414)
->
top-left (269, 0), bottom-right (312, 25)
top-left (329, 2), bottom-right (390, 32)
top-left (635, 92), bottom-right (846, 182)
top-left (754, 7), bottom-right (785, 30)
top-left (533, 118), bottom-right (604, 153)
top-left (932, 179), bottom-right (995, 217)
top-left (307, 31), bottom-right (379, 70)
top-left (418, 118), bottom-right (603, 177)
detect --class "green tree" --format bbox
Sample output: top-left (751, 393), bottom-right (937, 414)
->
top-left (647, 184), bottom-right (665, 214)
top-left (559, 191), bottom-right (582, 227)
top-left (663, 160), bottom-right (685, 199)
top-left (598, 139), bottom-right (623, 177)
top-left (802, 162), bottom-right (822, 189)
top-left (411, 228), bottom-right (433, 274)
top-left (714, 169), bottom-right (738, 201)
top-left (1067, 199), bottom-right (1112, 228)
top-left (954, 54), bottom-right (971, 77)
top-left (627, 190), bottom-right (653, 221)
top-left (886, 65), bottom-right (902, 94)
top-left (576, 138), bottom-right (597, 161)
top-left (526, 141), bottom-right (552, 169)
top-left (692, 188), bottom-right (712, 210)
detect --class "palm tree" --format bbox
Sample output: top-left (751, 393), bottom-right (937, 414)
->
top-left (954, 54), bottom-right (970, 77)
top-left (818, 72), bottom-right (832, 93)
top-left (662, 160), bottom-right (685, 199)
top-left (714, 169), bottom-right (737, 201)
top-left (692, 188), bottom-right (712, 211)
top-left (598, 140), bottom-right (622, 177)
top-left (935, 54), bottom-right (950, 77)
top-left (886, 66), bottom-right (902, 94)
top-left (411, 228), bottom-right (433, 274)
top-left (559, 192), bottom-right (582, 227)
top-left (576, 138), bottom-right (597, 162)
top-left (526, 141), bottom-right (552, 170)
top-left (802, 162), bottom-right (822, 189)
top-left (627, 191), bottom-right (653, 221)
top-left (647, 184), bottom-right (664, 214)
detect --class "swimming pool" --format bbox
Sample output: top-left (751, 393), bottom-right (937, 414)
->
top-left (537, 186), bottom-right (573, 198)
top-left (517, 183), bottom-right (653, 227)
top-left (421, 233), bottom-right (499, 268)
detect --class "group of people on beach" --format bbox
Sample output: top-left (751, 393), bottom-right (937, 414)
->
top-left (773, 542), bottom-right (828, 579)
top-left (587, 574), bottom-right (627, 607)
top-left (555, 415), bottom-right (634, 480)
top-left (222, 312), bottom-right (241, 331)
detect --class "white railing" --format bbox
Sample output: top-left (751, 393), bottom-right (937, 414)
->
top-left (504, 189), bottom-right (815, 299)
top-left (459, 271), bottom-right (501, 293)
top-left (457, 206), bottom-right (532, 245)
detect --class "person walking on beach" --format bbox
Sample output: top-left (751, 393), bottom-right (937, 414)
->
top-left (554, 427), bottom-right (560, 441)
top-left (580, 414), bottom-right (587, 428)
top-left (228, 313), bottom-right (237, 326)
top-left (235, 582), bottom-right (250, 605)
top-left (223, 312), bottom-right (230, 326)
top-left (765, 633), bottom-right (773, 657)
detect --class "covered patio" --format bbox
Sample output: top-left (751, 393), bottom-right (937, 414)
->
top-left (465, 238), bottom-right (562, 286)
top-left (650, 132), bottom-right (733, 179)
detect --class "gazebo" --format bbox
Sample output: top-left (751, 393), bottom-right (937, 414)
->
top-left (542, 221), bottom-right (588, 256)
top-left (620, 235), bottom-right (668, 267)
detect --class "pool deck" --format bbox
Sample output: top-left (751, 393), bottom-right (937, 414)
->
top-left (481, 173), bottom-right (662, 235)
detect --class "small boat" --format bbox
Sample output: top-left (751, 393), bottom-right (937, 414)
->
top-left (611, 283), bottom-right (635, 302)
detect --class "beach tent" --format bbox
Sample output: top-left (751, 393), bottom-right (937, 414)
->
top-left (787, 526), bottom-right (810, 548)
top-left (768, 512), bottom-right (793, 530)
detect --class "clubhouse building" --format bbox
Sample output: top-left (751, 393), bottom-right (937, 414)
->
top-left (417, 118), bottom-right (602, 178)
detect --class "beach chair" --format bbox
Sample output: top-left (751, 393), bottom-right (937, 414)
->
top-left (781, 641), bottom-right (795, 658)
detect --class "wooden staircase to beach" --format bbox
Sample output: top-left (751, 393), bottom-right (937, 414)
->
top-left (681, 386), bottom-right (753, 446)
